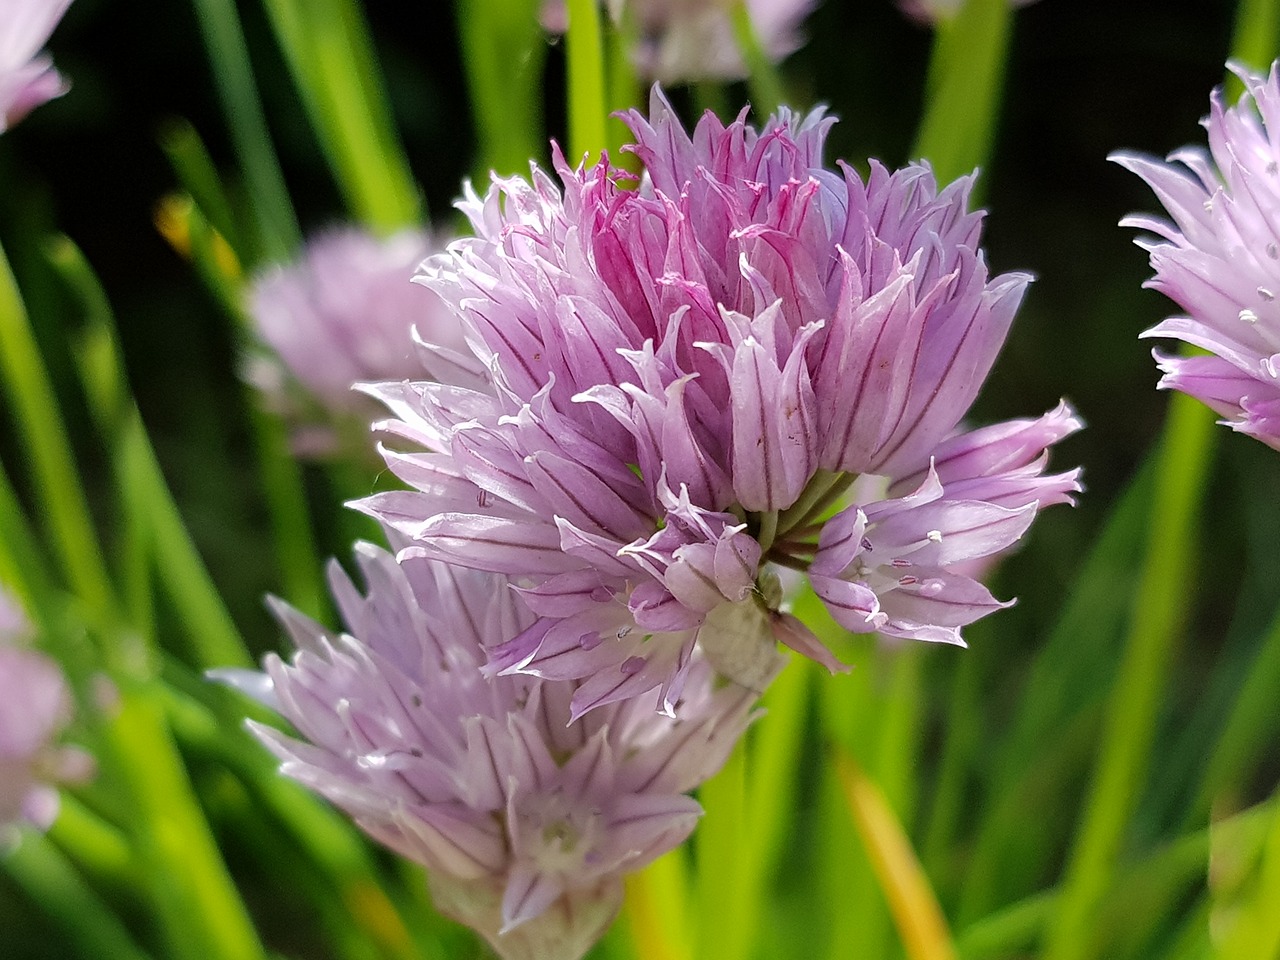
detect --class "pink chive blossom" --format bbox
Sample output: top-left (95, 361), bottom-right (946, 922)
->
top-left (216, 544), bottom-right (757, 959)
top-left (0, 0), bottom-right (72, 133)
top-left (360, 90), bottom-right (1081, 719)
top-left (541, 0), bottom-right (814, 83)
top-left (0, 590), bottom-right (93, 832)
top-left (246, 226), bottom-right (465, 458)
top-left (1115, 62), bottom-right (1280, 450)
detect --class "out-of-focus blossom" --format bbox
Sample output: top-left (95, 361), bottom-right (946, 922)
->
top-left (217, 544), bottom-right (756, 959)
top-left (898, 0), bottom-right (1039, 27)
top-left (0, 590), bottom-right (93, 832)
top-left (0, 0), bottom-right (72, 133)
top-left (541, 0), bottom-right (814, 83)
top-left (246, 226), bottom-right (465, 458)
top-left (362, 90), bottom-right (1081, 718)
top-left (1116, 62), bottom-right (1280, 450)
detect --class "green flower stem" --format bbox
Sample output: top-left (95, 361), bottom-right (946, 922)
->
top-left (0, 455), bottom-right (58, 616)
top-left (624, 851), bottom-right (692, 960)
top-left (50, 236), bottom-right (253, 669)
top-left (106, 685), bottom-right (268, 960)
top-left (2, 831), bottom-right (154, 960)
top-left (1214, 795), bottom-right (1280, 958)
top-left (454, 0), bottom-right (547, 178)
top-left (606, 10), bottom-right (644, 164)
top-left (694, 738), bottom-right (749, 960)
top-left (566, 0), bottom-right (609, 163)
top-left (1041, 392), bottom-right (1215, 960)
top-left (0, 240), bottom-right (118, 631)
top-left (47, 794), bottom-right (137, 892)
top-left (1226, 0), bottom-right (1280, 100)
top-left (189, 0), bottom-right (300, 261)
top-left (729, 0), bottom-right (786, 118)
top-left (182, 206), bottom-right (328, 621)
top-left (921, 646), bottom-right (981, 893)
top-left (955, 798), bottom-right (1274, 960)
top-left (260, 0), bottom-right (421, 231)
top-left (911, 0), bottom-right (1013, 187)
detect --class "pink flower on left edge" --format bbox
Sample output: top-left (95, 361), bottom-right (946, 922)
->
top-left (0, 0), bottom-right (73, 133)
top-left (360, 90), bottom-right (1082, 720)
top-left (1116, 62), bottom-right (1280, 450)
top-left (0, 589), bottom-right (93, 832)
top-left (246, 226), bottom-right (466, 458)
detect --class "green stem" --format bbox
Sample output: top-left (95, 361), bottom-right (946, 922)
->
top-left (566, 0), bottom-right (609, 164)
top-left (48, 794), bottom-right (137, 891)
top-left (729, 0), bottom-right (786, 118)
top-left (189, 0), bottom-right (300, 260)
top-left (911, 0), bottom-right (1014, 188)
top-left (0, 240), bottom-right (118, 630)
top-left (1041, 392), bottom-right (1215, 960)
top-left (260, 0), bottom-right (420, 230)
top-left (1226, 0), bottom-right (1280, 100)
top-left (695, 739), bottom-right (749, 960)
top-left (3, 831), bottom-right (154, 960)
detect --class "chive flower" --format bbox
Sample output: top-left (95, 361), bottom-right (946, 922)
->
top-left (0, 0), bottom-right (73, 132)
top-left (1116, 62), bottom-right (1280, 449)
top-left (363, 91), bottom-right (1081, 718)
top-left (217, 545), bottom-right (757, 959)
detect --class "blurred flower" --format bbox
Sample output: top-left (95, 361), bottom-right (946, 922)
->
top-left (246, 226), bottom-right (465, 458)
top-left (898, 0), bottom-right (1039, 27)
top-left (217, 544), bottom-right (756, 959)
top-left (0, 0), bottom-right (72, 133)
top-left (0, 590), bottom-right (93, 832)
top-left (1115, 62), bottom-right (1280, 450)
top-left (362, 90), bottom-right (1080, 718)
top-left (541, 0), bottom-right (814, 83)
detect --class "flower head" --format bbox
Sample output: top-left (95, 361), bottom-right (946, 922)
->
top-left (0, 591), bottom-right (93, 832)
top-left (1115, 62), bottom-right (1280, 450)
top-left (0, 0), bottom-right (72, 133)
top-left (362, 90), bottom-right (1080, 717)
top-left (247, 226), bottom-right (464, 457)
top-left (218, 544), bottom-right (756, 959)
top-left (541, 0), bottom-right (814, 83)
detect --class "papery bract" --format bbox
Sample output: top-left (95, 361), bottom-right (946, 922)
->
top-left (363, 90), bottom-right (1081, 717)
top-left (1115, 62), bottom-right (1280, 450)
top-left (218, 545), bottom-right (756, 960)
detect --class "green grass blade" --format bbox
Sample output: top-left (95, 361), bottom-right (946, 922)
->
top-left (566, 0), bottom-right (609, 163)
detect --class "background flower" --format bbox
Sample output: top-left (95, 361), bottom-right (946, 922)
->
top-left (1115, 63), bottom-right (1280, 449)
top-left (218, 544), bottom-right (757, 959)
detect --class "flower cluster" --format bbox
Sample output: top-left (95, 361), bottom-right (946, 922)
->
top-left (0, 589), bottom-right (92, 832)
top-left (246, 226), bottom-right (464, 457)
top-left (219, 544), bottom-right (756, 960)
top-left (360, 90), bottom-right (1081, 721)
top-left (540, 0), bottom-right (814, 83)
top-left (1116, 63), bottom-right (1280, 450)
top-left (0, 0), bottom-right (73, 133)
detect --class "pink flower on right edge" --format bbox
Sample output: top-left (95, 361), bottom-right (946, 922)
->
top-left (0, 0), bottom-right (73, 133)
top-left (1115, 62), bottom-right (1280, 449)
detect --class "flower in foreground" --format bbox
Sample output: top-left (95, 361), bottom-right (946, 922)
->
top-left (0, 0), bottom-right (72, 133)
top-left (1115, 62), bottom-right (1280, 450)
top-left (246, 226), bottom-right (463, 457)
top-left (541, 0), bottom-right (814, 83)
top-left (0, 592), bottom-right (93, 832)
top-left (363, 90), bottom-right (1081, 719)
top-left (217, 544), bottom-right (756, 960)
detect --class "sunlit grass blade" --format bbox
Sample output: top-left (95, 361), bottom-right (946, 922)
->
top-left (566, 0), bottom-right (609, 163)
top-left (835, 749), bottom-right (957, 960)
top-left (454, 0), bottom-right (547, 178)
top-left (2, 831), bottom-right (155, 960)
top-left (694, 739), bottom-right (749, 960)
top-left (259, 0), bottom-right (421, 230)
top-left (188, 0), bottom-right (300, 261)
top-left (49, 235), bottom-right (253, 669)
top-left (623, 851), bottom-right (693, 960)
top-left (0, 240), bottom-right (119, 631)
top-left (159, 118), bottom-right (247, 261)
top-left (911, 0), bottom-right (1014, 187)
top-left (1211, 793), bottom-right (1280, 959)
top-left (1042, 392), bottom-right (1215, 960)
